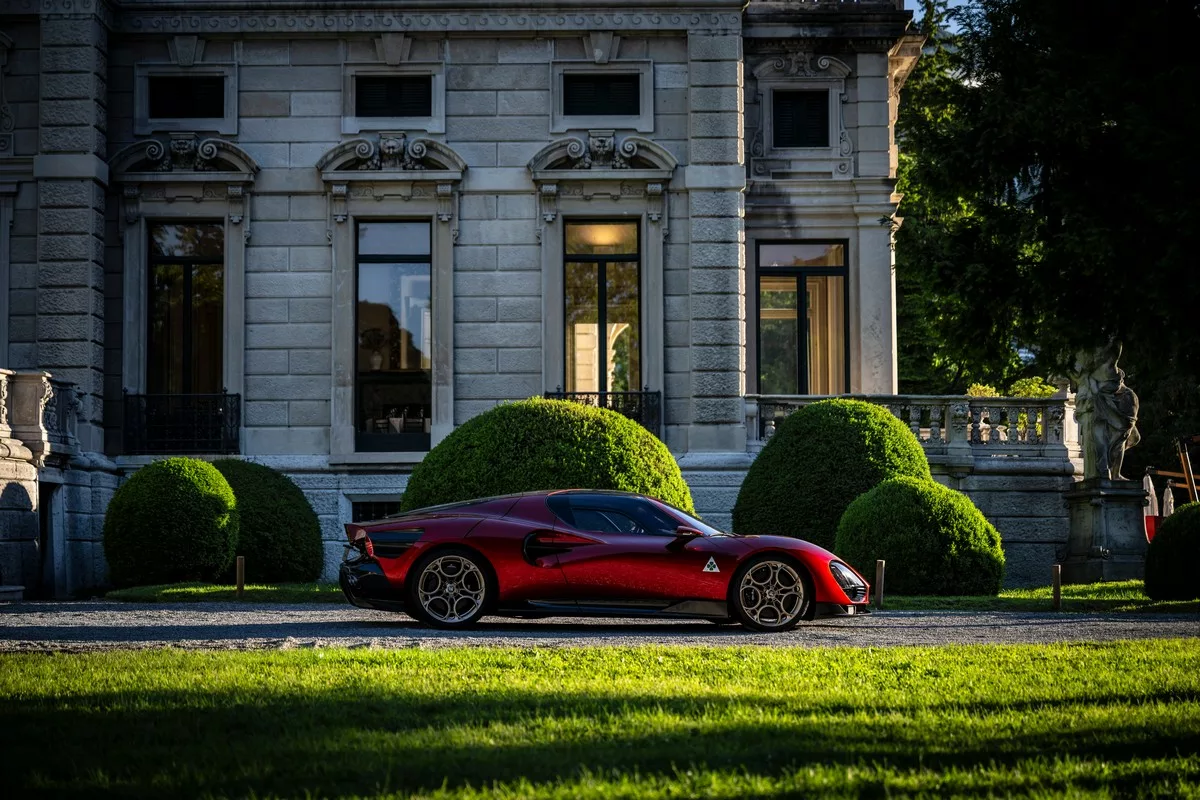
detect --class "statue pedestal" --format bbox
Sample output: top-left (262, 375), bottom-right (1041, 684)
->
top-left (1062, 478), bottom-right (1147, 583)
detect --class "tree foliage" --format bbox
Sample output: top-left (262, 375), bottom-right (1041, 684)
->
top-left (896, 0), bottom-right (1200, 470)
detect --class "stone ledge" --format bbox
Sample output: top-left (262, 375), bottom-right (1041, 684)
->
top-left (0, 585), bottom-right (24, 602)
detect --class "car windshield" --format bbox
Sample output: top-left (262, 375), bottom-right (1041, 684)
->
top-left (650, 499), bottom-right (734, 537)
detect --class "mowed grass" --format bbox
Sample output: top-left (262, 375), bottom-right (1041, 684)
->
top-left (105, 581), bottom-right (346, 603)
top-left (2, 640), bottom-right (1199, 798)
top-left (887, 580), bottom-right (1199, 613)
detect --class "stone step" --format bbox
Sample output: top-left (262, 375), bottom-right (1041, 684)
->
top-left (0, 586), bottom-right (25, 602)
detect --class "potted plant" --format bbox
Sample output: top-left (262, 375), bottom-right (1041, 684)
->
top-left (359, 327), bottom-right (386, 370)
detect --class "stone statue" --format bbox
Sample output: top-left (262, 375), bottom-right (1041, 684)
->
top-left (1073, 340), bottom-right (1140, 480)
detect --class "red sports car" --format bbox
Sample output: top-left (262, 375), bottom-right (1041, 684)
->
top-left (340, 490), bottom-right (870, 631)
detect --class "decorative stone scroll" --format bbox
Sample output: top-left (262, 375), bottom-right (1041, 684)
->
top-left (316, 132), bottom-right (467, 174)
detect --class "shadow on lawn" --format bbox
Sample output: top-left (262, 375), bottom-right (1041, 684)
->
top-left (3, 685), bottom-right (1198, 798)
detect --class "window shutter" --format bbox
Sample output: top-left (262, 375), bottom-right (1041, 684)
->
top-left (563, 74), bottom-right (640, 117)
top-left (773, 90), bottom-right (830, 148)
top-left (148, 76), bottom-right (225, 119)
top-left (355, 76), bottom-right (433, 118)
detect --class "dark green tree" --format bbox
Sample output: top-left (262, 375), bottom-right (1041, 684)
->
top-left (896, 0), bottom-right (1200, 471)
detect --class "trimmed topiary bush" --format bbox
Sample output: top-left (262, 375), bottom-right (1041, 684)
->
top-left (1145, 501), bottom-right (1200, 600)
top-left (732, 399), bottom-right (931, 549)
top-left (102, 457), bottom-right (238, 588)
top-left (400, 397), bottom-right (694, 513)
top-left (834, 476), bottom-right (1005, 595)
top-left (213, 459), bottom-right (324, 583)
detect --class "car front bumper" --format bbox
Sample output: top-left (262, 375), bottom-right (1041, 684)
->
top-left (812, 601), bottom-right (872, 619)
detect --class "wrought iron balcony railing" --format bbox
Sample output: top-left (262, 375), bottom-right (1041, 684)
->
top-left (123, 391), bottom-right (241, 455)
top-left (544, 388), bottom-right (663, 438)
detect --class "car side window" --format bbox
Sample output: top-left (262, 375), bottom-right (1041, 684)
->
top-left (571, 507), bottom-right (641, 535)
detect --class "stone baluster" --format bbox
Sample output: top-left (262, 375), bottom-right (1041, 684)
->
top-left (908, 404), bottom-right (922, 441)
top-left (928, 401), bottom-right (942, 444)
top-left (986, 406), bottom-right (1001, 443)
top-left (1006, 404), bottom-right (1021, 444)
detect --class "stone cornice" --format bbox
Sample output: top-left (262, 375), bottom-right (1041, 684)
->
top-left (112, 7), bottom-right (746, 35)
top-left (0, 0), bottom-right (115, 26)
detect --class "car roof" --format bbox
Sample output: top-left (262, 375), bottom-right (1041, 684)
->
top-left (379, 489), bottom-right (648, 520)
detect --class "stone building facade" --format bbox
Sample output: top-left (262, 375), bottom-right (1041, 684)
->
top-left (4, 0), bottom-right (1004, 596)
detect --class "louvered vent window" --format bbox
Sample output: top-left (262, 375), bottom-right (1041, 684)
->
top-left (355, 76), bottom-right (433, 118)
top-left (773, 90), bottom-right (830, 148)
top-left (352, 501), bottom-right (404, 523)
top-left (147, 76), bottom-right (225, 119)
top-left (563, 74), bottom-right (640, 116)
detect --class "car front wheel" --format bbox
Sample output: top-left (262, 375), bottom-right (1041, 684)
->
top-left (406, 547), bottom-right (493, 629)
top-left (730, 556), bottom-right (811, 632)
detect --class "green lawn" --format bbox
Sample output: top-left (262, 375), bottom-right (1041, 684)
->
top-left (2, 641), bottom-right (1198, 798)
top-left (886, 580), bottom-right (1199, 613)
top-left (105, 581), bottom-right (346, 603)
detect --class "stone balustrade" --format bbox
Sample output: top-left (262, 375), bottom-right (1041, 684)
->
top-left (0, 370), bottom-right (81, 467)
top-left (746, 393), bottom-right (1079, 463)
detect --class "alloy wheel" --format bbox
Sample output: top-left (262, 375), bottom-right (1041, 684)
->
top-left (737, 559), bottom-right (805, 629)
top-left (416, 554), bottom-right (487, 624)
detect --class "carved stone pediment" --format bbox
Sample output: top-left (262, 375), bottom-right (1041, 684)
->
top-left (752, 51), bottom-right (852, 81)
top-left (316, 133), bottom-right (467, 174)
top-left (529, 131), bottom-right (678, 174)
top-left (109, 133), bottom-right (260, 176)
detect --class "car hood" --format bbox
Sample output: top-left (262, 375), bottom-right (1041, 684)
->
top-left (738, 534), bottom-right (840, 562)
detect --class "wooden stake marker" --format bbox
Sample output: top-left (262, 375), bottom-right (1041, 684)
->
top-left (874, 559), bottom-right (886, 609)
top-left (1052, 563), bottom-right (1062, 612)
top-left (236, 556), bottom-right (245, 599)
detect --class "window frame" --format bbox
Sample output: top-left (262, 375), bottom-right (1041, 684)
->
top-left (145, 220), bottom-right (226, 396)
top-left (342, 63), bottom-right (446, 135)
top-left (353, 219), bottom-right (434, 454)
top-left (765, 86), bottom-right (838, 154)
top-left (562, 219), bottom-right (643, 396)
top-left (771, 89), bottom-right (832, 150)
top-left (550, 61), bottom-right (654, 133)
top-left (134, 63), bottom-right (238, 136)
top-left (754, 239), bottom-right (851, 396)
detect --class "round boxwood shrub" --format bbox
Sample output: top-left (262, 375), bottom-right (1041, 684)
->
top-left (732, 399), bottom-right (931, 549)
top-left (400, 397), bottom-right (694, 513)
top-left (834, 476), bottom-right (1005, 595)
top-left (213, 459), bottom-right (324, 584)
top-left (1145, 501), bottom-right (1200, 600)
top-left (103, 457), bottom-right (238, 588)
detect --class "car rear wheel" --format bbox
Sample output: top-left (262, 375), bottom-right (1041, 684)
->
top-left (406, 547), bottom-right (493, 629)
top-left (730, 556), bottom-right (811, 632)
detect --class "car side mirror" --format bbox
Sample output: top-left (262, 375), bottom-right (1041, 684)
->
top-left (674, 525), bottom-right (703, 541)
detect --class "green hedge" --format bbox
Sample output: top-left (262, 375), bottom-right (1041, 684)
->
top-left (102, 457), bottom-right (239, 588)
top-left (732, 399), bottom-right (931, 549)
top-left (1145, 502), bottom-right (1200, 600)
top-left (213, 460), bottom-right (324, 583)
top-left (834, 476), bottom-right (1005, 596)
top-left (400, 398), bottom-right (694, 513)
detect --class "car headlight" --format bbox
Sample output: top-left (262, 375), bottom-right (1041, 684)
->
top-left (829, 561), bottom-right (867, 602)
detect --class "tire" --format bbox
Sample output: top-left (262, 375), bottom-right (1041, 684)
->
top-left (730, 555), bottom-right (812, 632)
top-left (405, 546), bottom-right (494, 629)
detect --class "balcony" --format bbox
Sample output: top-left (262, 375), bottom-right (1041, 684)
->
top-left (123, 392), bottom-right (241, 455)
top-left (544, 388), bottom-right (663, 439)
top-left (745, 393), bottom-right (1080, 463)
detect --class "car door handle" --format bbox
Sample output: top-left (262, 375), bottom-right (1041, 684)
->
top-left (523, 531), bottom-right (573, 562)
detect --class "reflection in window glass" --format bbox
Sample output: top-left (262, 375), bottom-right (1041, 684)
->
top-left (757, 242), bottom-right (847, 396)
top-left (564, 221), bottom-right (640, 394)
top-left (759, 243), bottom-right (844, 268)
top-left (356, 221), bottom-right (433, 452)
top-left (806, 275), bottom-right (846, 395)
top-left (758, 275), bottom-right (799, 395)
top-left (147, 222), bottom-right (224, 395)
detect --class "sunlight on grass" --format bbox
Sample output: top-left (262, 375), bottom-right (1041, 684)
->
top-left (887, 580), bottom-right (1199, 613)
top-left (2, 640), bottom-right (1198, 798)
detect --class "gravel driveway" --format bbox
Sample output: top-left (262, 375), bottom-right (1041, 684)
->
top-left (1, 601), bottom-right (1197, 652)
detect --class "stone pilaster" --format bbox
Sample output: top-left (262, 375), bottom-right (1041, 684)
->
top-left (686, 30), bottom-right (747, 452)
top-left (34, 11), bottom-right (108, 453)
